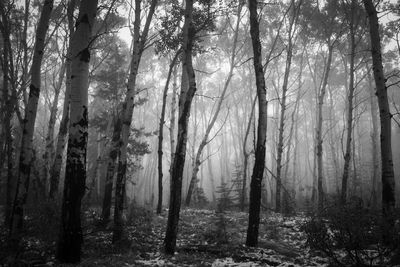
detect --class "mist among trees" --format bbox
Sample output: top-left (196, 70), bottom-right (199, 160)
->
top-left (1, 0), bottom-right (400, 265)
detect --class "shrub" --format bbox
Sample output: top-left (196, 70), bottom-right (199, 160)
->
top-left (302, 202), bottom-right (400, 266)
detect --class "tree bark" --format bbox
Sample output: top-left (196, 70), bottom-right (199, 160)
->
top-left (341, 0), bottom-right (356, 205)
top-left (157, 51), bottom-right (180, 214)
top-left (164, 0), bottom-right (196, 254)
top-left (56, 0), bottom-right (98, 263)
top-left (43, 57), bottom-right (66, 196)
top-left (185, 3), bottom-right (242, 207)
top-left (316, 44), bottom-right (333, 212)
top-left (49, 0), bottom-right (76, 199)
top-left (363, 0), bottom-right (395, 217)
top-left (275, 0), bottom-right (298, 212)
top-left (241, 96), bottom-right (257, 211)
top-left (246, 0), bottom-right (268, 247)
top-left (368, 68), bottom-right (379, 208)
top-left (113, 0), bottom-right (157, 243)
top-left (101, 116), bottom-right (122, 221)
top-left (11, 0), bottom-right (54, 234)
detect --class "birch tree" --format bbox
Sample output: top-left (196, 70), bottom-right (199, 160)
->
top-left (56, 0), bottom-right (98, 262)
top-left (10, 0), bottom-right (54, 234)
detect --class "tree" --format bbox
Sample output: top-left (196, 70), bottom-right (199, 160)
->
top-left (246, 0), bottom-right (268, 247)
top-left (164, 0), bottom-right (197, 254)
top-left (56, 0), bottom-right (98, 262)
top-left (10, 0), bottom-right (54, 234)
top-left (275, 0), bottom-right (301, 213)
top-left (157, 50), bottom-right (181, 214)
top-left (363, 0), bottom-right (396, 218)
top-left (49, 0), bottom-right (76, 199)
top-left (341, 0), bottom-right (359, 204)
top-left (113, 0), bottom-right (158, 243)
top-left (185, 3), bottom-right (243, 207)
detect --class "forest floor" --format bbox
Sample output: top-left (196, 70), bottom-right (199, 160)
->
top-left (0, 207), bottom-right (331, 266)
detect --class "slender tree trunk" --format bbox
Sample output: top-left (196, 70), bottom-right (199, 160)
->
top-left (10, 0), bottom-right (54, 234)
top-left (185, 4), bottom-right (242, 206)
top-left (164, 0), bottom-right (196, 254)
top-left (316, 44), bottom-right (333, 212)
top-left (49, 0), bottom-right (76, 199)
top-left (241, 97), bottom-right (257, 211)
top-left (157, 51), bottom-right (180, 214)
top-left (87, 117), bottom-right (113, 202)
top-left (43, 58), bottom-right (66, 196)
top-left (101, 116), bottom-right (122, 221)
top-left (0, 25), bottom-right (16, 227)
top-left (368, 68), bottom-right (379, 208)
top-left (275, 0), bottom-right (301, 213)
top-left (170, 67), bottom-right (178, 173)
top-left (246, 0), bottom-right (268, 247)
top-left (56, 0), bottom-right (98, 263)
top-left (341, 0), bottom-right (356, 205)
top-left (364, 0), bottom-right (395, 217)
top-left (113, 0), bottom-right (157, 243)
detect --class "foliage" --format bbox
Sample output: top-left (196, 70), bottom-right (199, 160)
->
top-left (302, 202), bottom-right (400, 266)
top-left (155, 0), bottom-right (217, 56)
top-left (191, 186), bottom-right (209, 208)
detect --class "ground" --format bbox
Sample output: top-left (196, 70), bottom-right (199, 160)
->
top-left (1, 207), bottom-right (332, 266)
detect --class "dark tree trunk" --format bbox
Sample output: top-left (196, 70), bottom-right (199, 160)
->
top-left (246, 0), bottom-right (268, 247)
top-left (113, 0), bottom-right (157, 243)
top-left (49, 0), bottom-right (76, 200)
top-left (363, 0), bottom-right (396, 217)
top-left (101, 116), bottom-right (122, 221)
top-left (157, 51), bottom-right (180, 214)
top-left (56, 0), bottom-right (98, 263)
top-left (164, 0), bottom-right (196, 254)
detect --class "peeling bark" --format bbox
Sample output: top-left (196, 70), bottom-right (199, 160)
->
top-left (56, 0), bottom-right (98, 263)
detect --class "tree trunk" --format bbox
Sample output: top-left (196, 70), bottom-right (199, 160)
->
top-left (11, 0), bottom-right (54, 234)
top-left (368, 68), bottom-right (379, 208)
top-left (0, 5), bottom-right (15, 226)
top-left (316, 44), bottom-right (333, 212)
top-left (164, 0), bottom-right (196, 254)
top-left (241, 97), bottom-right (257, 211)
top-left (113, 0), bottom-right (157, 243)
top-left (275, 3), bottom-right (297, 212)
top-left (101, 116), bottom-right (122, 221)
top-left (157, 51), bottom-right (180, 214)
top-left (363, 0), bottom-right (395, 217)
top-left (56, 0), bottom-right (98, 263)
top-left (246, 0), bottom-right (268, 247)
top-left (43, 58), bottom-right (66, 196)
top-left (49, 0), bottom-right (76, 199)
top-left (185, 3), bottom-right (242, 207)
top-left (341, 0), bottom-right (356, 205)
